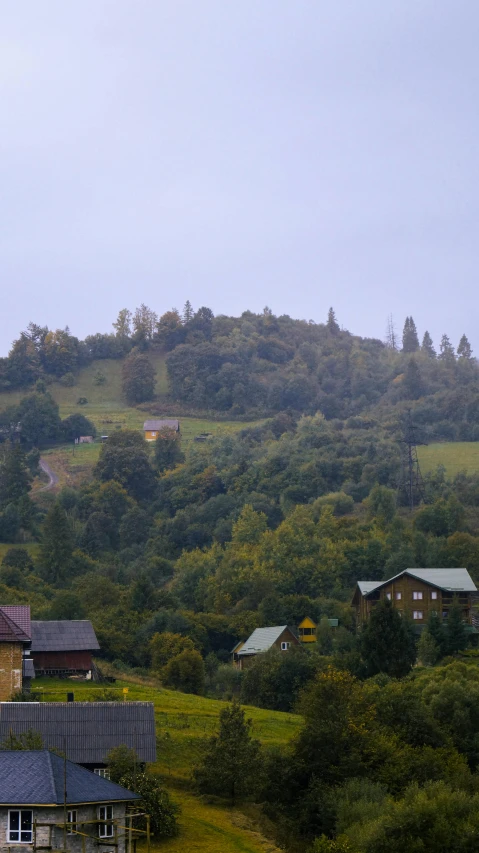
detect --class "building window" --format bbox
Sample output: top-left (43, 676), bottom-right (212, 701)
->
top-left (413, 592), bottom-right (423, 600)
top-left (413, 611), bottom-right (424, 620)
top-left (281, 642), bottom-right (291, 651)
top-left (94, 768), bottom-right (111, 779)
top-left (396, 592), bottom-right (402, 600)
top-left (431, 591), bottom-right (438, 600)
top-left (98, 805), bottom-right (114, 838)
top-left (8, 810), bottom-right (33, 843)
top-left (67, 810), bottom-right (77, 835)
top-left (386, 593), bottom-right (391, 600)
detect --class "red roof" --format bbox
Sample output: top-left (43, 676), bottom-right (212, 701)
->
top-left (1, 606), bottom-right (31, 639)
top-left (0, 610), bottom-right (31, 644)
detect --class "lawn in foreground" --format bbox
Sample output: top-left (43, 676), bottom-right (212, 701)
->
top-left (417, 442), bottom-right (479, 478)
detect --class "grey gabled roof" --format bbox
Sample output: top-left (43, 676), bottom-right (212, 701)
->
top-left (358, 568), bottom-right (477, 597)
top-left (237, 625), bottom-right (293, 656)
top-left (143, 419), bottom-right (179, 431)
top-left (31, 621), bottom-right (100, 652)
top-left (0, 703), bottom-right (156, 765)
top-left (0, 751), bottom-right (140, 805)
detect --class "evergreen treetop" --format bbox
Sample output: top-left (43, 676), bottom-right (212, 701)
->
top-left (457, 334), bottom-right (473, 360)
top-left (402, 316), bottom-right (420, 353)
top-left (421, 331), bottom-right (436, 357)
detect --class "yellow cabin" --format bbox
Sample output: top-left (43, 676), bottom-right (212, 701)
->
top-left (298, 616), bottom-right (317, 643)
top-left (143, 419), bottom-right (180, 441)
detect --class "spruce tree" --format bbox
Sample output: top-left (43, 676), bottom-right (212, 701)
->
top-left (417, 628), bottom-right (440, 666)
top-left (402, 317), bottom-right (419, 352)
top-left (421, 331), bottom-right (436, 357)
top-left (427, 611), bottom-right (446, 659)
top-left (457, 334), bottom-right (473, 360)
top-left (403, 358), bottom-right (423, 400)
top-left (39, 502), bottom-right (73, 584)
top-left (444, 596), bottom-right (468, 655)
top-left (439, 334), bottom-right (455, 365)
top-left (360, 598), bottom-right (417, 678)
top-left (327, 308), bottom-right (340, 334)
top-left (183, 300), bottom-right (194, 323)
top-left (193, 700), bottom-right (263, 803)
top-left (0, 441), bottom-right (32, 509)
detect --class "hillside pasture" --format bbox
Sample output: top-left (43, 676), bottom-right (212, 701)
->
top-left (417, 442), bottom-right (479, 478)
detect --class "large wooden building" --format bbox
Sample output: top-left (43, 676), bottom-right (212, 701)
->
top-left (352, 568), bottom-right (477, 630)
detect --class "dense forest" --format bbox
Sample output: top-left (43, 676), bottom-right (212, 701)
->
top-left (1, 305), bottom-right (479, 850)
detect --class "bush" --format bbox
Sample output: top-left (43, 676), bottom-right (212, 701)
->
top-left (59, 372), bottom-right (76, 386)
top-left (163, 649), bottom-right (205, 694)
top-left (117, 771), bottom-right (179, 838)
top-left (77, 397), bottom-right (88, 405)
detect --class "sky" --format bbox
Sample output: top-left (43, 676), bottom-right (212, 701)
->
top-left (1, 1), bottom-right (478, 356)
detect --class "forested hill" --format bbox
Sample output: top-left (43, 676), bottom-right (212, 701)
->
top-left (0, 305), bottom-right (477, 441)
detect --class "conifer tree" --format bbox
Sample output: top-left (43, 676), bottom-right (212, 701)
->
top-left (417, 628), bottom-right (440, 666)
top-left (444, 596), bottom-right (468, 655)
top-left (402, 317), bottom-right (419, 353)
top-left (457, 334), bottom-right (473, 360)
top-left (426, 611), bottom-right (446, 658)
top-left (327, 308), bottom-right (340, 334)
top-left (193, 700), bottom-right (263, 803)
top-left (403, 358), bottom-right (423, 400)
top-left (360, 598), bottom-right (417, 678)
top-left (182, 300), bottom-right (194, 323)
top-left (39, 502), bottom-right (73, 584)
top-left (439, 334), bottom-right (455, 365)
top-left (421, 331), bottom-right (436, 358)
top-left (0, 441), bottom-right (32, 509)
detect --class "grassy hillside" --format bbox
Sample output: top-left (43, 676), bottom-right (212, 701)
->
top-left (417, 442), bottom-right (479, 478)
top-left (34, 675), bottom-right (301, 853)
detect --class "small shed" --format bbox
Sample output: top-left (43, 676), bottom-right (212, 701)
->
top-left (234, 625), bottom-right (300, 670)
top-left (143, 419), bottom-right (180, 441)
top-left (30, 620), bottom-right (100, 677)
top-left (79, 435), bottom-right (94, 443)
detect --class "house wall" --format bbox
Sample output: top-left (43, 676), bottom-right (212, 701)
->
top-left (31, 651), bottom-right (93, 673)
top-left (357, 576), bottom-right (472, 628)
top-left (144, 431), bottom-right (158, 441)
top-left (0, 643), bottom-right (22, 700)
top-left (237, 628), bottom-right (300, 670)
top-left (298, 617), bottom-right (317, 643)
top-left (0, 803), bottom-right (128, 853)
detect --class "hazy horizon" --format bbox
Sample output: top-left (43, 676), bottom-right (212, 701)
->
top-left (1, 1), bottom-right (478, 356)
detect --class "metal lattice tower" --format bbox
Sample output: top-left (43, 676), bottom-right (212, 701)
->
top-left (398, 412), bottom-right (426, 510)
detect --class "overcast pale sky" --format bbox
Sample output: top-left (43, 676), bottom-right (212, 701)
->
top-left (1, 1), bottom-right (478, 355)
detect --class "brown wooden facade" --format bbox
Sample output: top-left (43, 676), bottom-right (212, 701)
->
top-left (353, 572), bottom-right (473, 629)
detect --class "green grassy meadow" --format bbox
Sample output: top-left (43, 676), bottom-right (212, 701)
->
top-left (417, 442), bottom-right (479, 478)
top-left (34, 675), bottom-right (300, 853)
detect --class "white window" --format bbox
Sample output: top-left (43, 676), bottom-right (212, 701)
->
top-left (98, 806), bottom-right (114, 838)
top-left (413, 591), bottom-right (423, 600)
top-left (281, 642), bottom-right (291, 651)
top-left (8, 810), bottom-right (33, 843)
top-left (385, 592), bottom-right (391, 600)
top-left (413, 611), bottom-right (424, 620)
top-left (94, 768), bottom-right (111, 779)
top-left (152, 432), bottom-right (156, 436)
top-left (67, 810), bottom-right (77, 835)
top-left (395, 592), bottom-right (402, 600)
top-left (431, 591), bottom-right (438, 600)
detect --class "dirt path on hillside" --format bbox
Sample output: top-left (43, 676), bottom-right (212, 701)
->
top-left (38, 458), bottom-right (59, 491)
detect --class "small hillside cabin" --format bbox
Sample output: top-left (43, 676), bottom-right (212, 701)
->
top-left (30, 620), bottom-right (100, 677)
top-left (353, 568), bottom-right (478, 631)
top-left (233, 626), bottom-right (300, 670)
top-left (143, 419), bottom-right (180, 441)
top-left (0, 750), bottom-right (141, 853)
top-left (0, 702), bottom-right (157, 773)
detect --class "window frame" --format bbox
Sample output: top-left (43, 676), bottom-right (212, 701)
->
top-left (413, 591), bottom-right (423, 600)
top-left (395, 592), bottom-right (402, 600)
top-left (385, 592), bottom-right (391, 600)
top-left (413, 610), bottom-right (424, 620)
top-left (280, 642), bottom-right (291, 651)
top-left (8, 809), bottom-right (33, 844)
top-left (431, 591), bottom-right (438, 600)
top-left (94, 768), bottom-right (111, 779)
top-left (98, 805), bottom-right (114, 838)
top-left (67, 809), bottom-right (78, 836)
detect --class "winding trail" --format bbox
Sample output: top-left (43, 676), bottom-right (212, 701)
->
top-left (38, 458), bottom-right (59, 492)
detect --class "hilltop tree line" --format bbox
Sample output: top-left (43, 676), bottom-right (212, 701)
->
top-left (0, 308), bottom-right (476, 441)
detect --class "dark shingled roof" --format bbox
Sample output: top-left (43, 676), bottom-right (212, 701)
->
top-left (1, 606), bottom-right (31, 639)
top-left (0, 751), bottom-right (140, 805)
top-left (0, 702), bottom-right (156, 764)
top-left (143, 419), bottom-right (179, 431)
top-left (0, 610), bottom-right (31, 644)
top-left (31, 621), bottom-right (100, 652)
